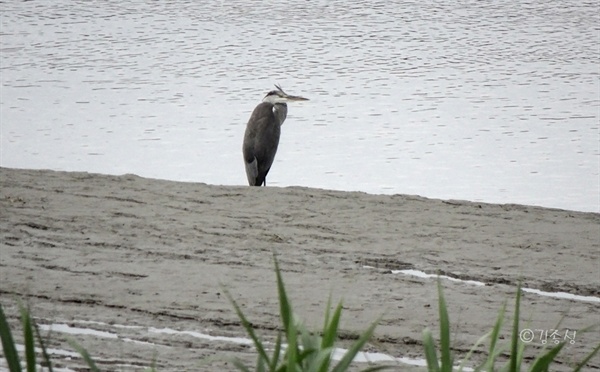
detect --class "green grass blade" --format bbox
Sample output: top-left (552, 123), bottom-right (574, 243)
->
top-left (508, 282), bottom-right (522, 372)
top-left (573, 342), bottom-right (600, 372)
top-left (437, 278), bottom-right (453, 372)
top-left (68, 339), bottom-right (101, 372)
top-left (457, 331), bottom-right (490, 371)
top-left (527, 342), bottom-right (564, 372)
top-left (270, 331), bottom-right (283, 371)
top-left (477, 301), bottom-right (507, 371)
top-left (19, 305), bottom-right (36, 372)
top-left (272, 255), bottom-right (299, 372)
top-left (297, 323), bottom-right (313, 366)
top-left (322, 302), bottom-right (343, 350)
top-left (514, 332), bottom-right (528, 371)
top-left (273, 256), bottom-right (293, 336)
top-left (0, 303), bottom-right (22, 372)
top-left (322, 295), bottom-right (333, 333)
top-left (33, 319), bottom-right (54, 372)
top-left (316, 301), bottom-right (342, 372)
top-left (331, 318), bottom-right (379, 372)
top-left (256, 353), bottom-right (266, 372)
top-left (223, 287), bottom-right (273, 368)
top-left (284, 315), bottom-right (298, 372)
top-left (487, 301), bottom-right (506, 368)
top-left (310, 348), bottom-right (335, 371)
top-left (423, 328), bottom-right (440, 372)
top-left (298, 346), bottom-right (317, 366)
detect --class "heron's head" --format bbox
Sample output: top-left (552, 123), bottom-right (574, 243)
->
top-left (262, 85), bottom-right (309, 104)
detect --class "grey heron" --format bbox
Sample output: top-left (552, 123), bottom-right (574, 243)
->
top-left (242, 85), bottom-right (308, 186)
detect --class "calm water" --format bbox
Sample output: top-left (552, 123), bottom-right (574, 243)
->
top-left (1, 0), bottom-right (598, 212)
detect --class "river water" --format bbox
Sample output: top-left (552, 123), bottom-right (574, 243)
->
top-left (1, 0), bottom-right (598, 212)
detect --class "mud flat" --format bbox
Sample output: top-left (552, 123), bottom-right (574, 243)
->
top-left (1, 167), bottom-right (598, 371)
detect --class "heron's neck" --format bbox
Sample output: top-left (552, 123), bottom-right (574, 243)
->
top-left (273, 102), bottom-right (288, 126)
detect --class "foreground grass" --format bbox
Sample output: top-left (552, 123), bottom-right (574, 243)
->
top-left (423, 279), bottom-right (599, 372)
top-left (224, 255), bottom-right (390, 372)
top-left (0, 301), bottom-right (77, 372)
top-left (1, 259), bottom-right (598, 371)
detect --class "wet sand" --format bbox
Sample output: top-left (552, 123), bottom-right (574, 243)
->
top-left (1, 167), bottom-right (598, 371)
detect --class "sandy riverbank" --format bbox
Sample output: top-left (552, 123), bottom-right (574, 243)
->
top-left (1, 167), bottom-right (598, 371)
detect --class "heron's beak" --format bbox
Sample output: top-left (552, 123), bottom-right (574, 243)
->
top-left (284, 94), bottom-right (309, 102)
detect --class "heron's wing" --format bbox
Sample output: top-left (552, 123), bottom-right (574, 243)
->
top-left (243, 102), bottom-right (280, 186)
top-left (243, 103), bottom-right (273, 161)
top-left (245, 157), bottom-right (259, 186)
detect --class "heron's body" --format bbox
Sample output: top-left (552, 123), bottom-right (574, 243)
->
top-left (243, 102), bottom-right (287, 186)
top-left (242, 85), bottom-right (307, 186)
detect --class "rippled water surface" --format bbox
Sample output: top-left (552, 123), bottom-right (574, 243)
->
top-left (2, 0), bottom-right (598, 212)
